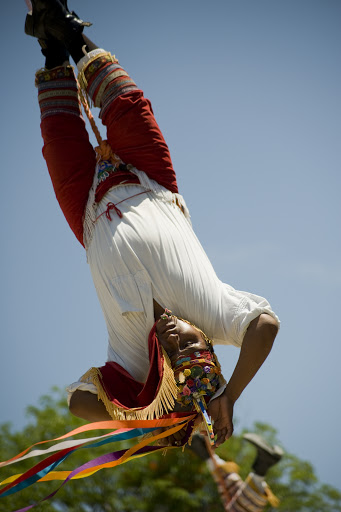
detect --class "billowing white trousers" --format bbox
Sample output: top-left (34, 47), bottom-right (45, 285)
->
top-left (72, 179), bottom-right (279, 391)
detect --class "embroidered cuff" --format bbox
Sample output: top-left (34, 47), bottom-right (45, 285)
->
top-left (35, 65), bottom-right (82, 120)
top-left (76, 49), bottom-right (138, 112)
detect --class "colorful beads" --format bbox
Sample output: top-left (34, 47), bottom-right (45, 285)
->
top-left (173, 349), bottom-right (222, 408)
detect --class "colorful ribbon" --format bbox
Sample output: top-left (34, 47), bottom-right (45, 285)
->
top-left (195, 397), bottom-right (215, 444)
top-left (0, 414), bottom-right (196, 512)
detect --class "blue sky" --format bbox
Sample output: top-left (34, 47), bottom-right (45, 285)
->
top-left (1, 0), bottom-right (340, 493)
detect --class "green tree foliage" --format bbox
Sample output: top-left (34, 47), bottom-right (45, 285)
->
top-left (0, 388), bottom-right (340, 512)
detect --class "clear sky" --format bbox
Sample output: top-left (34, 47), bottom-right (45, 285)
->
top-left (1, 0), bottom-right (340, 493)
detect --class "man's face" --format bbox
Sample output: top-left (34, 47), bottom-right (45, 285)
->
top-left (156, 315), bottom-right (208, 364)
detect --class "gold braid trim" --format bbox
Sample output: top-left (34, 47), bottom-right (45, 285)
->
top-left (80, 348), bottom-right (178, 421)
top-left (264, 484), bottom-right (280, 507)
top-left (35, 64), bottom-right (75, 86)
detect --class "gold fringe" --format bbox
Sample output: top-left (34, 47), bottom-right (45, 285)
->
top-left (264, 484), bottom-right (280, 507)
top-left (80, 348), bottom-right (178, 421)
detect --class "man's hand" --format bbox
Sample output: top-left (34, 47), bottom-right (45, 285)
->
top-left (208, 390), bottom-right (234, 447)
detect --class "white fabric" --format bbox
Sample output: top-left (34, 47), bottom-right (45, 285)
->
top-left (67, 178), bottom-right (279, 398)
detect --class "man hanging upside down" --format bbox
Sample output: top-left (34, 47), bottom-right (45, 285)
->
top-left (25, 0), bottom-right (279, 447)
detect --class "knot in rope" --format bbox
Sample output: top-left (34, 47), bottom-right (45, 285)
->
top-left (105, 202), bottom-right (123, 220)
top-left (95, 140), bottom-right (121, 167)
top-left (76, 76), bottom-right (121, 168)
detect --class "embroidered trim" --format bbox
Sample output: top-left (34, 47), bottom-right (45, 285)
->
top-left (97, 159), bottom-right (118, 184)
top-left (94, 68), bottom-right (129, 107)
top-left (36, 65), bottom-right (82, 120)
top-left (76, 50), bottom-right (137, 111)
top-left (35, 65), bottom-right (75, 86)
top-left (38, 89), bottom-right (79, 101)
top-left (78, 52), bottom-right (117, 90)
top-left (77, 48), bottom-right (108, 71)
top-left (37, 79), bottom-right (79, 90)
top-left (100, 81), bottom-right (137, 118)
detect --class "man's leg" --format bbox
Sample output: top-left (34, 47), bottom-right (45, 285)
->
top-left (69, 390), bottom-right (111, 422)
top-left (27, 0), bottom-right (178, 195)
top-left (75, 45), bottom-right (178, 193)
top-left (36, 64), bottom-right (96, 245)
top-left (27, 2), bottom-right (97, 245)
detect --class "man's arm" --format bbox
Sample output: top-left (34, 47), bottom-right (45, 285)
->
top-left (209, 313), bottom-right (279, 446)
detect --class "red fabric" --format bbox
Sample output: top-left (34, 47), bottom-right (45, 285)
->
top-left (101, 90), bottom-right (178, 194)
top-left (41, 89), bottom-right (178, 247)
top-left (96, 321), bottom-right (165, 409)
top-left (95, 171), bottom-right (140, 203)
top-left (42, 114), bottom-right (96, 246)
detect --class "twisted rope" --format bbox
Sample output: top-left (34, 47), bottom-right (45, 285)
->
top-left (77, 79), bottom-right (121, 167)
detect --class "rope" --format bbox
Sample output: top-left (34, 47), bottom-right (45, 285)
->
top-left (77, 78), bottom-right (121, 167)
top-left (95, 190), bottom-right (152, 223)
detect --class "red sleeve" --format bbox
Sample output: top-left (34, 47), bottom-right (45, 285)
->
top-left (102, 90), bottom-right (178, 194)
top-left (41, 114), bottom-right (97, 246)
